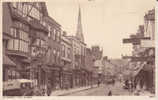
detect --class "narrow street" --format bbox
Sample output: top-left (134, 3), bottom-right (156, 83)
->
top-left (2, 1), bottom-right (155, 97)
top-left (64, 82), bottom-right (132, 96)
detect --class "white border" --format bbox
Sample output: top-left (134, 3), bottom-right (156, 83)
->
top-left (0, 0), bottom-right (157, 100)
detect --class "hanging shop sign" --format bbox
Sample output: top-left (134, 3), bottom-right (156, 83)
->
top-left (141, 40), bottom-right (155, 48)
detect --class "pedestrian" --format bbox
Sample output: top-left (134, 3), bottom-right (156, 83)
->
top-left (47, 83), bottom-right (52, 96)
top-left (125, 79), bottom-right (129, 89)
top-left (97, 80), bottom-right (100, 87)
top-left (108, 90), bottom-right (112, 96)
top-left (129, 80), bottom-right (132, 92)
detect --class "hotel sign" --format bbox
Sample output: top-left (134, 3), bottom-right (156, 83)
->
top-left (123, 37), bottom-right (150, 45)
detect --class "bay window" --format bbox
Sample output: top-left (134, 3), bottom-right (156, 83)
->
top-left (8, 27), bottom-right (29, 53)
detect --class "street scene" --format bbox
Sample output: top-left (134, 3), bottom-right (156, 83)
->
top-left (2, 0), bottom-right (156, 96)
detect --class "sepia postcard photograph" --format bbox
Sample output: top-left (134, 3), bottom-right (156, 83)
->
top-left (1, 0), bottom-right (157, 98)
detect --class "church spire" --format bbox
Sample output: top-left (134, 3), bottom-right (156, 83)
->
top-left (76, 5), bottom-right (84, 42)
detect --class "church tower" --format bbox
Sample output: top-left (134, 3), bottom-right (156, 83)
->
top-left (76, 6), bottom-right (84, 42)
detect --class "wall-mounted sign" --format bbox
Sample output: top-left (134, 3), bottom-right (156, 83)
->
top-left (141, 40), bottom-right (154, 48)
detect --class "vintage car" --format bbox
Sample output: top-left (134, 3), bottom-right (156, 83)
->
top-left (105, 78), bottom-right (115, 85)
top-left (3, 79), bottom-right (34, 96)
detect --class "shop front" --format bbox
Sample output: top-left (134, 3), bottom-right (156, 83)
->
top-left (44, 65), bottom-right (62, 91)
top-left (62, 70), bottom-right (73, 89)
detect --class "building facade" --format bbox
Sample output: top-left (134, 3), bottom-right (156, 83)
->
top-left (91, 45), bottom-right (103, 61)
top-left (84, 48), bottom-right (96, 86)
top-left (61, 31), bottom-right (73, 89)
top-left (67, 7), bottom-right (87, 87)
top-left (44, 15), bottom-right (62, 90)
top-left (3, 2), bottom-right (49, 89)
top-left (122, 9), bottom-right (155, 93)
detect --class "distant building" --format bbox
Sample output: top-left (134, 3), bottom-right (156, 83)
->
top-left (84, 48), bottom-right (96, 85)
top-left (67, 6), bottom-right (87, 87)
top-left (91, 45), bottom-right (103, 61)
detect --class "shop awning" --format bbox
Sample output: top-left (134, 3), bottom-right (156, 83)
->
top-left (3, 54), bottom-right (16, 67)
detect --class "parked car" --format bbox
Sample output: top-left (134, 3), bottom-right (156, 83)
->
top-left (3, 79), bottom-right (35, 96)
top-left (106, 79), bottom-right (115, 84)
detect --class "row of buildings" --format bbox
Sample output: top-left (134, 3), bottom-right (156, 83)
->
top-left (3, 2), bottom-right (104, 91)
top-left (123, 9), bottom-right (155, 93)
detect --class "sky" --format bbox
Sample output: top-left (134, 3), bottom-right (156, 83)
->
top-left (46, 0), bottom-right (156, 58)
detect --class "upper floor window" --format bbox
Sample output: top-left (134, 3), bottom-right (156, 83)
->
top-left (13, 21), bottom-right (29, 32)
top-left (67, 48), bottom-right (71, 59)
top-left (48, 25), bottom-right (51, 37)
top-left (3, 40), bottom-right (8, 49)
top-left (62, 45), bottom-right (65, 57)
top-left (8, 27), bottom-right (29, 53)
top-left (53, 29), bottom-right (56, 41)
top-left (56, 31), bottom-right (59, 42)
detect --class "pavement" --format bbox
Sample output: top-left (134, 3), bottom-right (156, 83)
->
top-left (67, 82), bottom-right (132, 96)
top-left (50, 84), bottom-right (98, 96)
top-left (50, 82), bottom-right (155, 96)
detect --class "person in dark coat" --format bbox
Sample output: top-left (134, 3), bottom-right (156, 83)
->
top-left (47, 83), bottom-right (52, 96)
top-left (108, 90), bottom-right (112, 96)
top-left (97, 80), bottom-right (100, 87)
